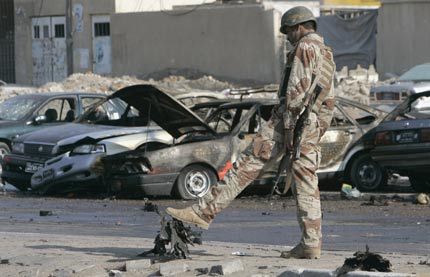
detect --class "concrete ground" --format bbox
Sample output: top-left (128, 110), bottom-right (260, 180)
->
top-left (0, 231), bottom-right (429, 277)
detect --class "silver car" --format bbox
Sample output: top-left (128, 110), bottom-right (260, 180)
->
top-left (2, 85), bottom-right (174, 193)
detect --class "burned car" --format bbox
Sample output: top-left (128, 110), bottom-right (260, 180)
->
top-left (100, 95), bottom-right (386, 199)
top-left (368, 91), bottom-right (430, 192)
top-left (2, 85), bottom-right (174, 192)
top-left (102, 98), bottom-right (276, 199)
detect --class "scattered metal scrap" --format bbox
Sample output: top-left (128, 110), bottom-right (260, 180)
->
top-left (138, 215), bottom-right (202, 259)
top-left (335, 245), bottom-right (392, 276)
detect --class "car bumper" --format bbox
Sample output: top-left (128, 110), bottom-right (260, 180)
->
top-left (31, 153), bottom-right (104, 193)
top-left (371, 144), bottom-right (430, 170)
top-left (1, 153), bottom-right (47, 188)
top-left (108, 172), bottom-right (178, 196)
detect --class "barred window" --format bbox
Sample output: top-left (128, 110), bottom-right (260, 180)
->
top-left (54, 24), bottom-right (65, 38)
top-left (94, 22), bottom-right (110, 37)
top-left (33, 25), bottom-right (40, 39)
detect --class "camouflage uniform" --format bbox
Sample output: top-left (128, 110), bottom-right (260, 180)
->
top-left (191, 32), bottom-right (335, 250)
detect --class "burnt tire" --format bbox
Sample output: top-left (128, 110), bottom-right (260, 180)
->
top-left (175, 165), bottom-right (216, 200)
top-left (347, 153), bottom-right (387, 191)
top-left (408, 174), bottom-right (430, 192)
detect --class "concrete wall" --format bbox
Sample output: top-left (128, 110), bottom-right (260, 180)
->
top-left (377, 0), bottom-right (430, 79)
top-left (111, 4), bottom-right (282, 84)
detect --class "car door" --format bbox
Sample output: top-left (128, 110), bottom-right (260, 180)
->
top-left (319, 103), bottom-right (361, 169)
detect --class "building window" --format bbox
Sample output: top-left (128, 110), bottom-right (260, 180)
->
top-left (94, 22), bottom-right (110, 37)
top-left (54, 24), bottom-right (65, 38)
top-left (43, 25), bottom-right (49, 38)
top-left (33, 25), bottom-right (40, 39)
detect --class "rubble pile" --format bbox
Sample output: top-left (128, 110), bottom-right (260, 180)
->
top-left (1, 64), bottom-right (384, 103)
top-left (36, 73), bottom-right (146, 94)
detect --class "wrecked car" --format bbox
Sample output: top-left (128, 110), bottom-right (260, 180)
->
top-left (102, 98), bottom-right (276, 199)
top-left (1, 85), bottom-right (174, 192)
top-left (0, 92), bottom-right (105, 175)
top-left (101, 95), bottom-right (386, 199)
top-left (368, 91), bottom-right (430, 192)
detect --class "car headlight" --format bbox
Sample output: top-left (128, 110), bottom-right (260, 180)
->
top-left (71, 144), bottom-right (106, 155)
top-left (12, 142), bottom-right (24, 154)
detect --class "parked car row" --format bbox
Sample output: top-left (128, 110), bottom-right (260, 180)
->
top-left (2, 84), bottom-right (430, 198)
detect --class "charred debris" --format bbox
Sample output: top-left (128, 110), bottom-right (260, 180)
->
top-left (139, 204), bottom-right (202, 259)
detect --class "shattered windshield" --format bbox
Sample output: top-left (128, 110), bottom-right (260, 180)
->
top-left (0, 97), bottom-right (42, 121)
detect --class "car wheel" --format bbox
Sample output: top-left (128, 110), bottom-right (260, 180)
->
top-left (408, 174), bottom-right (430, 192)
top-left (347, 153), bottom-right (387, 191)
top-left (175, 165), bottom-right (216, 200)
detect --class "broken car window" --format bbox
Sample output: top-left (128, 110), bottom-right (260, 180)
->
top-left (0, 97), bottom-right (43, 121)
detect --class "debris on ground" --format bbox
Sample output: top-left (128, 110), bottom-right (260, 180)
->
top-left (39, 210), bottom-right (53, 216)
top-left (361, 195), bottom-right (390, 206)
top-left (142, 201), bottom-right (159, 212)
top-left (138, 215), bottom-right (202, 259)
top-left (415, 193), bottom-right (429, 205)
top-left (340, 183), bottom-right (362, 200)
top-left (334, 245), bottom-right (392, 276)
top-left (419, 256), bottom-right (430, 266)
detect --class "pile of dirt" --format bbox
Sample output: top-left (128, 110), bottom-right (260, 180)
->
top-left (0, 71), bottom-right (377, 103)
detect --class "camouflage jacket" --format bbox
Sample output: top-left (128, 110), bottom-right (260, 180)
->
top-left (273, 32), bottom-right (336, 147)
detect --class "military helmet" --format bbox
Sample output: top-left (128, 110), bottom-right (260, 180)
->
top-left (280, 6), bottom-right (317, 34)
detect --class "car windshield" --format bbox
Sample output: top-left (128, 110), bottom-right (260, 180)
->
top-left (398, 64), bottom-right (430, 82)
top-left (79, 96), bottom-right (149, 125)
top-left (0, 97), bottom-right (43, 121)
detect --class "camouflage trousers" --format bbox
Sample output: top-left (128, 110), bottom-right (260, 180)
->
top-left (192, 128), bottom-right (322, 249)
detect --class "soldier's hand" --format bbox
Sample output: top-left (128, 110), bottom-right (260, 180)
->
top-left (284, 129), bottom-right (294, 151)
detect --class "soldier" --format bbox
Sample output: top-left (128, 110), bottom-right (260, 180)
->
top-left (167, 6), bottom-right (335, 259)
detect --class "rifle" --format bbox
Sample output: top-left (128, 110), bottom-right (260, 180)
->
top-left (269, 76), bottom-right (323, 198)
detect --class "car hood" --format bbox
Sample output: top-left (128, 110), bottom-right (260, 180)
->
top-left (371, 81), bottom-right (430, 93)
top-left (108, 84), bottom-right (216, 138)
top-left (14, 123), bottom-right (152, 144)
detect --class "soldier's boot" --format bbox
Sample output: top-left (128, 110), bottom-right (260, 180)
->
top-left (280, 244), bottom-right (321, 259)
top-left (166, 207), bottom-right (211, 230)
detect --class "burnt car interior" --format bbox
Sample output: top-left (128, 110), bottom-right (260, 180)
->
top-left (334, 101), bottom-right (380, 127)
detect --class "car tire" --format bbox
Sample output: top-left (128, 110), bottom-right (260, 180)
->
top-left (347, 153), bottom-right (387, 191)
top-left (175, 165), bottom-right (216, 200)
top-left (408, 174), bottom-right (430, 192)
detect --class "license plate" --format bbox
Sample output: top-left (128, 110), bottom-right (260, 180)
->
top-left (395, 131), bottom-right (418, 143)
top-left (25, 162), bottom-right (44, 173)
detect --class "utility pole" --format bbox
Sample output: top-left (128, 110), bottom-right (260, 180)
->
top-left (66, 0), bottom-right (73, 76)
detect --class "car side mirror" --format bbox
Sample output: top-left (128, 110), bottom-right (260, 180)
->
top-left (32, 115), bottom-right (47, 125)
